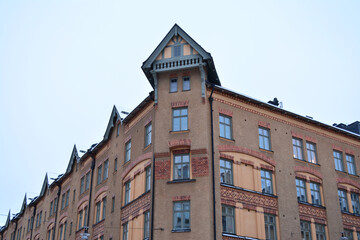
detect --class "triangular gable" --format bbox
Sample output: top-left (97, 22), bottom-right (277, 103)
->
top-left (4, 211), bottom-right (10, 228)
top-left (103, 105), bottom-right (121, 141)
top-left (65, 145), bottom-right (79, 175)
top-left (142, 24), bottom-right (220, 88)
top-left (19, 195), bottom-right (27, 215)
top-left (39, 174), bottom-right (48, 198)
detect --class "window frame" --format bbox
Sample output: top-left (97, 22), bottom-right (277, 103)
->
top-left (85, 172), bottom-right (90, 191)
top-left (103, 160), bottom-right (109, 181)
top-left (261, 169), bottom-right (273, 194)
top-left (182, 76), bottom-right (190, 91)
top-left (259, 127), bottom-right (271, 151)
top-left (296, 178), bottom-right (307, 202)
top-left (97, 164), bottom-right (102, 185)
top-left (338, 189), bottom-right (349, 212)
top-left (351, 192), bottom-right (360, 215)
top-left (122, 222), bottom-right (128, 240)
top-left (300, 221), bottom-right (312, 240)
top-left (173, 201), bottom-right (190, 231)
top-left (144, 210), bottom-right (150, 239)
top-left (219, 114), bottom-right (232, 140)
top-left (264, 213), bottom-right (277, 240)
top-left (173, 154), bottom-right (190, 180)
top-left (124, 181), bottom-right (131, 205)
top-left (334, 150), bottom-right (344, 172)
top-left (220, 159), bottom-right (233, 185)
top-left (170, 78), bottom-right (178, 93)
top-left (346, 154), bottom-right (357, 175)
top-left (310, 182), bottom-right (322, 205)
top-left (145, 166), bottom-right (151, 192)
top-left (344, 229), bottom-right (354, 240)
top-left (222, 205), bottom-right (235, 234)
top-left (172, 107), bottom-right (188, 132)
top-left (306, 142), bottom-right (317, 164)
top-left (292, 138), bottom-right (304, 160)
top-left (125, 140), bottom-right (131, 163)
top-left (145, 123), bottom-right (152, 147)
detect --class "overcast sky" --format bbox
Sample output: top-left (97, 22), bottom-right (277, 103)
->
top-left (1, 1), bottom-right (359, 225)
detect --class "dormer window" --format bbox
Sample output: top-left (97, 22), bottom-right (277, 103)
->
top-left (173, 45), bottom-right (181, 57)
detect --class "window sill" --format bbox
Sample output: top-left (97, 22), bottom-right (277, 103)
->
top-left (93, 219), bottom-right (105, 227)
top-left (172, 228), bottom-right (191, 233)
top-left (220, 183), bottom-right (277, 198)
top-left (259, 148), bottom-right (273, 153)
top-left (167, 179), bottom-right (196, 184)
top-left (219, 137), bottom-right (235, 142)
top-left (170, 130), bottom-right (190, 134)
top-left (294, 158), bottom-right (321, 167)
top-left (298, 201), bottom-right (325, 209)
top-left (144, 144), bottom-right (152, 151)
top-left (348, 173), bottom-right (359, 178)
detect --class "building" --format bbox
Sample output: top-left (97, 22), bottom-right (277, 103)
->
top-left (1, 24), bottom-right (360, 240)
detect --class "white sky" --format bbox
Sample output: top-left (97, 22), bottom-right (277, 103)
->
top-left (1, 0), bottom-right (359, 225)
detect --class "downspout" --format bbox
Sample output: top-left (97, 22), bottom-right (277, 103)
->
top-left (52, 185), bottom-right (61, 240)
top-left (208, 85), bottom-right (217, 240)
top-left (150, 95), bottom-right (156, 240)
top-left (151, 71), bottom-right (158, 104)
top-left (30, 206), bottom-right (36, 240)
top-left (85, 155), bottom-right (96, 233)
top-left (13, 221), bottom-right (18, 240)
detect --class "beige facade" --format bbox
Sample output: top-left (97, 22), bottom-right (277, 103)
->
top-left (1, 24), bottom-right (360, 240)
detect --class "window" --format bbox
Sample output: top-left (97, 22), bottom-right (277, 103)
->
top-left (306, 142), bottom-right (317, 164)
top-left (357, 232), bottom-right (360, 240)
top-left (144, 211), bottom-right (150, 239)
top-left (102, 197), bottom-right (106, 220)
top-left (316, 224), bottom-right (326, 240)
top-left (173, 45), bottom-right (181, 57)
top-left (220, 159), bottom-right (233, 185)
top-left (334, 150), bottom-right (344, 171)
top-left (59, 222), bottom-right (67, 240)
top-left (83, 206), bottom-right (88, 227)
top-left (69, 222), bottom-right (72, 236)
top-left (80, 177), bottom-right (85, 194)
top-left (111, 196), bottom-right (115, 213)
top-left (125, 141), bottom-right (131, 162)
top-left (172, 108), bottom-right (188, 131)
top-left (351, 192), bottom-right (360, 214)
top-left (300, 221), bottom-right (312, 240)
top-left (95, 202), bottom-right (101, 223)
top-left (97, 165), bottom-right (102, 185)
top-left (219, 115), bottom-right (232, 139)
top-left (344, 229), bottom-right (353, 240)
top-left (173, 201), bottom-right (190, 230)
top-left (182, 77), bottom-right (190, 91)
top-left (346, 154), bottom-right (356, 175)
top-left (292, 138), bottom-right (303, 160)
top-left (338, 189), bottom-right (349, 212)
top-left (145, 123), bottom-right (152, 147)
top-left (296, 178), bottom-right (307, 202)
top-left (78, 210), bottom-right (83, 229)
top-left (261, 169), bottom-right (273, 194)
top-left (264, 214), bottom-right (277, 240)
top-left (259, 127), bottom-right (271, 151)
top-left (170, 78), bottom-right (178, 92)
top-left (122, 222), bottom-right (128, 240)
top-left (94, 198), bottom-right (106, 223)
top-left (124, 181), bottom-right (131, 205)
top-left (50, 201), bottom-right (53, 216)
top-left (222, 205), bottom-right (235, 234)
top-left (61, 193), bottom-right (65, 210)
top-left (114, 158), bottom-right (118, 172)
top-left (65, 190), bottom-right (69, 207)
top-left (85, 172), bottom-right (90, 191)
top-left (53, 198), bottom-right (58, 215)
top-left (103, 160), bottom-right (109, 181)
top-left (117, 124), bottom-right (120, 136)
top-left (145, 166), bottom-right (151, 191)
top-left (173, 154), bottom-right (190, 180)
top-left (310, 182), bottom-right (322, 205)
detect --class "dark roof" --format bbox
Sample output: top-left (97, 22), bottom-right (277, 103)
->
top-left (142, 24), bottom-right (221, 88)
top-left (122, 92), bottom-right (154, 124)
top-left (103, 106), bottom-right (121, 141)
top-left (65, 145), bottom-right (80, 175)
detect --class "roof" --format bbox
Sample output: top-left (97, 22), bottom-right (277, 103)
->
top-left (142, 24), bottom-right (221, 88)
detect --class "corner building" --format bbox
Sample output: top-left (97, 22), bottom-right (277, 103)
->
top-left (1, 24), bottom-right (360, 240)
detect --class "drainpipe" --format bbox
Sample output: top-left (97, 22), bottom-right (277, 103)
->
top-left (52, 185), bottom-right (61, 240)
top-left (13, 221), bottom-right (18, 240)
top-left (150, 99), bottom-right (156, 240)
top-left (208, 85), bottom-right (217, 240)
top-left (151, 71), bottom-right (158, 104)
top-left (30, 206), bottom-right (36, 240)
top-left (85, 154), bottom-right (96, 234)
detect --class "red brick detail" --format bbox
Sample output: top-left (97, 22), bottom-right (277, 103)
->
top-left (155, 160), bottom-right (171, 180)
top-left (240, 159), bottom-right (254, 166)
top-left (77, 196), bottom-right (89, 209)
top-left (155, 152), bottom-right (170, 158)
top-left (295, 173), bottom-right (307, 180)
top-left (351, 188), bottom-right (360, 194)
top-left (298, 203), bottom-right (327, 223)
top-left (333, 145), bottom-right (343, 152)
top-left (94, 187), bottom-right (108, 201)
top-left (122, 175), bottom-right (133, 184)
top-left (92, 219), bottom-right (104, 238)
top-left (169, 73), bottom-right (178, 78)
top-left (143, 117), bottom-right (152, 126)
top-left (121, 192), bottom-right (151, 224)
top-left (144, 161), bottom-right (152, 168)
top-left (342, 213), bottom-right (360, 230)
top-left (305, 136), bottom-right (317, 143)
top-left (221, 185), bottom-right (278, 211)
top-left (219, 108), bottom-right (233, 117)
top-left (220, 153), bottom-right (234, 160)
top-left (291, 131), bottom-right (304, 139)
top-left (218, 145), bottom-right (276, 166)
top-left (134, 169), bottom-right (141, 177)
top-left (173, 149), bottom-right (190, 155)
top-left (171, 100), bottom-right (189, 108)
top-left (258, 121), bottom-right (270, 129)
top-left (309, 177), bottom-right (321, 184)
top-left (260, 164), bottom-right (274, 171)
top-left (172, 195), bottom-right (190, 201)
top-left (75, 228), bottom-right (85, 240)
top-left (294, 166), bottom-right (323, 179)
top-left (338, 185), bottom-right (348, 191)
top-left (182, 71), bottom-right (190, 76)
top-left (345, 149), bottom-right (355, 155)
top-left (121, 152), bottom-right (152, 180)
top-left (168, 139), bottom-right (191, 148)
top-left (299, 215), bottom-right (312, 222)
top-left (221, 199), bottom-right (236, 207)
top-left (263, 208), bottom-right (277, 215)
top-left (337, 178), bottom-right (360, 190)
top-left (243, 203), bottom-right (256, 211)
top-left (191, 148), bottom-right (208, 155)
top-left (313, 218), bottom-right (326, 225)
top-left (192, 157), bottom-right (209, 177)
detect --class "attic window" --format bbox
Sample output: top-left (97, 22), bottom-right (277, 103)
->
top-left (173, 45), bottom-right (181, 57)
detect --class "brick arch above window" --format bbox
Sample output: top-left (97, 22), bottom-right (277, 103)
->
top-left (77, 196), bottom-right (89, 210)
top-left (34, 234), bottom-right (40, 240)
top-left (168, 139), bottom-right (191, 149)
top-left (218, 145), bottom-right (276, 166)
top-left (58, 215), bottom-right (68, 224)
top-left (47, 222), bottom-right (55, 230)
top-left (294, 166), bottom-right (323, 180)
top-left (121, 152), bottom-right (152, 181)
top-left (337, 177), bottom-right (360, 190)
top-left (94, 188), bottom-right (108, 202)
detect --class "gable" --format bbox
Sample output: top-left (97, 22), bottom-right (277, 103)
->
top-left (155, 35), bottom-right (200, 61)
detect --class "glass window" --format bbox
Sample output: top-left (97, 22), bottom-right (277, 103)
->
top-left (306, 142), bottom-right (317, 164)
top-left (259, 127), bottom-right (271, 151)
top-left (78, 210), bottom-right (83, 229)
top-left (145, 123), bottom-right (152, 147)
top-left (351, 192), bottom-right (360, 215)
top-left (173, 154), bottom-right (190, 180)
top-left (116, 124), bottom-right (120, 136)
top-left (103, 160), bottom-right (109, 181)
top-left (80, 177), bottom-right (85, 194)
top-left (315, 224), bottom-right (326, 240)
top-left (170, 78), bottom-right (178, 92)
top-left (296, 178), bottom-right (307, 202)
top-left (122, 222), bottom-right (128, 240)
top-left (125, 140), bottom-right (131, 162)
top-left (220, 159), bottom-right (233, 185)
top-left (114, 158), bottom-right (118, 172)
top-left (292, 138), bottom-right (303, 160)
top-left (97, 165), bottom-right (102, 185)
top-left (264, 214), bottom-right (277, 240)
top-left (85, 172), bottom-right (90, 191)
top-left (173, 45), bottom-right (181, 57)
top-left (124, 181), bottom-right (131, 205)
top-left (338, 189), bottom-right (349, 212)
top-left (145, 166), bottom-right (151, 191)
top-left (182, 77), bottom-right (190, 91)
top-left (357, 232), bottom-right (360, 240)
top-left (95, 202), bottom-right (101, 223)
top-left (334, 151), bottom-right (344, 171)
top-left (65, 190), bottom-right (69, 207)
top-left (261, 169), bottom-right (273, 194)
top-left (111, 196), bottom-right (115, 213)
top-left (102, 197), bottom-right (106, 220)
top-left (61, 193), bottom-right (65, 210)
top-left (344, 229), bottom-right (353, 240)
top-left (300, 221), bottom-right (312, 240)
top-left (346, 154), bottom-right (356, 175)
top-left (222, 205), bottom-right (235, 234)
top-left (310, 182), bottom-right (322, 205)
top-left (219, 115), bottom-right (232, 139)
top-left (144, 211), bottom-right (150, 239)
top-left (172, 108), bottom-right (188, 131)
top-left (84, 206), bottom-right (88, 227)
top-left (173, 201), bottom-right (190, 230)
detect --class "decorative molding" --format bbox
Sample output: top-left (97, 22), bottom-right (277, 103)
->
top-left (333, 145), bottom-right (343, 152)
top-left (291, 131), bottom-right (304, 139)
top-left (121, 152), bottom-right (152, 180)
top-left (305, 136), bottom-right (317, 143)
top-left (94, 187), bottom-right (108, 202)
top-left (155, 159), bottom-right (171, 180)
top-left (219, 108), bottom-right (233, 117)
top-left (172, 195), bottom-right (190, 201)
top-left (294, 166), bottom-right (323, 179)
top-left (168, 139), bottom-right (191, 149)
top-left (77, 196), bottom-right (89, 209)
top-left (337, 178), bottom-right (360, 190)
top-left (220, 153), bottom-right (234, 161)
top-left (121, 192), bottom-right (151, 224)
top-left (298, 203), bottom-right (327, 224)
top-left (171, 100), bottom-right (189, 108)
top-left (342, 213), bottom-right (360, 230)
top-left (258, 121), bottom-right (270, 129)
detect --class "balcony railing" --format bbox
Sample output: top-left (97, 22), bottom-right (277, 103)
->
top-left (154, 56), bottom-right (202, 72)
